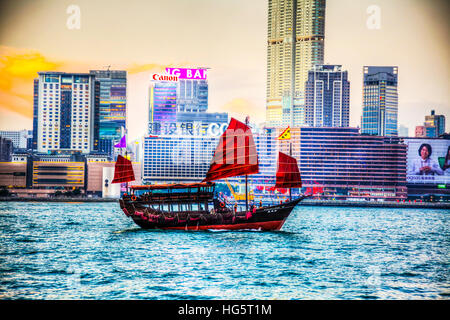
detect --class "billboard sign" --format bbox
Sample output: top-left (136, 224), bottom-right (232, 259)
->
top-left (406, 138), bottom-right (450, 185)
top-left (165, 68), bottom-right (207, 80)
top-left (148, 121), bottom-right (227, 137)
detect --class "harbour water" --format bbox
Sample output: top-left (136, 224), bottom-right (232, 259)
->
top-left (0, 201), bottom-right (448, 300)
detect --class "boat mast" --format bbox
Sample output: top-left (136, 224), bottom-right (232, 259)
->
top-left (125, 149), bottom-right (128, 193)
top-left (245, 116), bottom-right (249, 212)
top-left (289, 141), bottom-right (292, 201)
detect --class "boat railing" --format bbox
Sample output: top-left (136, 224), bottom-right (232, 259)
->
top-left (137, 192), bottom-right (214, 204)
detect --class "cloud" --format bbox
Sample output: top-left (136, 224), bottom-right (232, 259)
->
top-left (0, 46), bottom-right (194, 122)
top-left (0, 46), bottom-right (63, 118)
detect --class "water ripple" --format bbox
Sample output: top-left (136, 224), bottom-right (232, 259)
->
top-left (0, 202), bottom-right (448, 300)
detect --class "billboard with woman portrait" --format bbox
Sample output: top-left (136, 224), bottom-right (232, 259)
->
top-left (406, 138), bottom-right (450, 185)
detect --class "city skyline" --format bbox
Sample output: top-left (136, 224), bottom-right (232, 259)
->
top-left (0, 0), bottom-right (449, 141)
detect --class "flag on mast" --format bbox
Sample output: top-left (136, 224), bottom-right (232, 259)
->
top-left (277, 126), bottom-right (291, 140)
top-left (114, 135), bottom-right (126, 148)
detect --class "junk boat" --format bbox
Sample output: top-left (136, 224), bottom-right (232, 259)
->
top-left (113, 117), bottom-right (307, 231)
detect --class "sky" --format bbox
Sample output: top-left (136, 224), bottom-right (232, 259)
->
top-left (0, 0), bottom-right (448, 141)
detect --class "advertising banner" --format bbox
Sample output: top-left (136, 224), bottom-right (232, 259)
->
top-left (165, 68), bottom-right (207, 80)
top-left (406, 138), bottom-right (450, 185)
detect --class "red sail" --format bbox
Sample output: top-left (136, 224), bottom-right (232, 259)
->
top-left (112, 155), bottom-right (135, 184)
top-left (203, 118), bottom-right (259, 182)
top-left (275, 152), bottom-right (302, 188)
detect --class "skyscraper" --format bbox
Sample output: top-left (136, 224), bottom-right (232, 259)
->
top-left (305, 65), bottom-right (350, 127)
top-left (148, 80), bottom-right (177, 134)
top-left (33, 72), bottom-right (100, 154)
top-left (424, 110), bottom-right (445, 137)
top-left (89, 70), bottom-right (127, 156)
top-left (361, 66), bottom-right (399, 137)
top-left (177, 78), bottom-right (208, 113)
top-left (266, 0), bottom-right (326, 127)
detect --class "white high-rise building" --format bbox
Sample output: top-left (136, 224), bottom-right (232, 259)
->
top-left (0, 130), bottom-right (29, 149)
top-left (266, 0), bottom-right (326, 127)
top-left (33, 72), bottom-right (99, 153)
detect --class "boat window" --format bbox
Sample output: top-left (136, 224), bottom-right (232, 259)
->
top-left (191, 203), bottom-right (198, 211)
top-left (153, 189), bottom-right (169, 194)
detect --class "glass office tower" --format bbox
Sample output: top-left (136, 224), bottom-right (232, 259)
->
top-left (90, 70), bottom-right (127, 156)
top-left (361, 66), bottom-right (399, 137)
top-left (305, 65), bottom-right (350, 127)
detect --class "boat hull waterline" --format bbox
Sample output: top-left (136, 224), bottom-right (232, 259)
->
top-left (119, 197), bottom-right (304, 231)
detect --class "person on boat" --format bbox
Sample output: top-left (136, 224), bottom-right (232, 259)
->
top-left (259, 200), bottom-right (262, 208)
top-left (234, 203), bottom-right (237, 213)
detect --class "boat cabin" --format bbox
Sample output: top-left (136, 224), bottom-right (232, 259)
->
top-left (128, 182), bottom-right (217, 213)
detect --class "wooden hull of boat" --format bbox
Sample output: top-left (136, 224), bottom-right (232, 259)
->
top-left (119, 197), bottom-right (304, 231)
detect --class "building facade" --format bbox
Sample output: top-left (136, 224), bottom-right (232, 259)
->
top-left (424, 110), bottom-right (446, 138)
top-left (89, 70), bottom-right (127, 156)
top-left (32, 72), bottom-right (100, 154)
top-left (149, 81), bottom-right (177, 126)
top-left (0, 130), bottom-right (30, 150)
top-left (305, 65), bottom-right (350, 127)
top-left (0, 137), bottom-right (13, 162)
top-left (266, 0), bottom-right (326, 127)
top-left (295, 127), bottom-right (407, 200)
top-left (361, 66), bottom-right (399, 137)
top-left (177, 78), bottom-right (208, 113)
top-left (0, 162), bottom-right (27, 188)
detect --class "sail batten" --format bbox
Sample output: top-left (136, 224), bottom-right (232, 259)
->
top-left (112, 155), bottom-right (135, 184)
top-left (203, 118), bottom-right (259, 182)
top-left (275, 152), bottom-right (302, 188)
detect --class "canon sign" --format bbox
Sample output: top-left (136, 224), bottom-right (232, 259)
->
top-left (165, 68), bottom-right (207, 80)
top-left (152, 74), bottom-right (179, 82)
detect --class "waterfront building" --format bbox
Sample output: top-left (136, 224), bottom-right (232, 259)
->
top-left (143, 121), bottom-right (407, 201)
top-left (305, 65), bottom-right (350, 127)
top-left (89, 70), bottom-right (127, 156)
top-left (32, 159), bottom-right (85, 189)
top-left (361, 66), bottom-right (399, 137)
top-left (32, 72), bottom-right (100, 154)
top-left (292, 127), bottom-right (407, 200)
top-left (85, 154), bottom-right (141, 197)
top-left (0, 130), bottom-right (30, 150)
top-left (143, 134), bottom-right (220, 183)
top-left (0, 162), bottom-right (27, 188)
top-left (142, 123), bottom-right (275, 188)
top-left (266, 0), bottom-right (326, 127)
